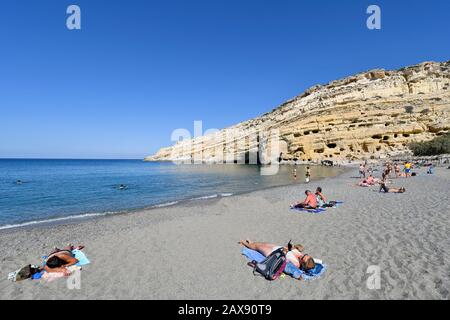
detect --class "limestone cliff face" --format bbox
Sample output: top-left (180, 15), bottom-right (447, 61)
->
top-left (146, 61), bottom-right (450, 163)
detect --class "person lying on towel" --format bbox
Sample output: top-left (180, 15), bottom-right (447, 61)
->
top-left (238, 239), bottom-right (316, 274)
top-left (291, 190), bottom-right (317, 209)
top-left (43, 244), bottom-right (85, 275)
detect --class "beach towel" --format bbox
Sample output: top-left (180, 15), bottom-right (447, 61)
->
top-left (241, 248), bottom-right (326, 280)
top-left (291, 207), bottom-right (327, 214)
top-left (291, 200), bottom-right (343, 213)
top-left (72, 249), bottom-right (90, 266)
top-left (40, 265), bottom-right (81, 282)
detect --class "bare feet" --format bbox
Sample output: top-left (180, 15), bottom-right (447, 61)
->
top-left (238, 239), bottom-right (250, 246)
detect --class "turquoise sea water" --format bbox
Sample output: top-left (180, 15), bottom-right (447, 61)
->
top-left (0, 159), bottom-right (345, 229)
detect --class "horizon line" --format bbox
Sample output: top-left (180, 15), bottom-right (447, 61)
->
top-left (0, 157), bottom-right (144, 161)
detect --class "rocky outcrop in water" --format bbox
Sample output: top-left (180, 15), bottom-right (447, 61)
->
top-left (146, 61), bottom-right (450, 163)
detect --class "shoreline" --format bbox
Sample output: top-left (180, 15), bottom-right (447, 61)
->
top-left (0, 165), bottom-right (350, 233)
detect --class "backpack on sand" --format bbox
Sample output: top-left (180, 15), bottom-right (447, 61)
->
top-left (8, 264), bottom-right (40, 282)
top-left (251, 247), bottom-right (287, 281)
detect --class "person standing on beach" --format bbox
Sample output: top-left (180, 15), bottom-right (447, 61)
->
top-left (404, 161), bottom-right (412, 178)
top-left (359, 163), bottom-right (366, 179)
top-left (394, 163), bottom-right (401, 178)
top-left (293, 167), bottom-right (297, 180)
top-left (305, 166), bottom-right (311, 183)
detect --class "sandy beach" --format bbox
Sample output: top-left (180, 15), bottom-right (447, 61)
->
top-left (1, 166), bottom-right (449, 300)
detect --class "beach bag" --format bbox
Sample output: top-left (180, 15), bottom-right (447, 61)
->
top-left (8, 264), bottom-right (40, 282)
top-left (251, 248), bottom-right (287, 281)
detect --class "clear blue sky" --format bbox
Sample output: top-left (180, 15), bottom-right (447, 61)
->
top-left (1, 0), bottom-right (449, 159)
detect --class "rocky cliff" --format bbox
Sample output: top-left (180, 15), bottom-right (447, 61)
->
top-left (146, 61), bottom-right (450, 163)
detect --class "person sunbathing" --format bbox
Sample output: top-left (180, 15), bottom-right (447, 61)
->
top-left (366, 175), bottom-right (377, 185)
top-left (379, 174), bottom-right (405, 193)
top-left (238, 240), bottom-right (316, 272)
top-left (358, 174), bottom-right (378, 187)
top-left (291, 190), bottom-right (318, 209)
top-left (43, 244), bottom-right (84, 275)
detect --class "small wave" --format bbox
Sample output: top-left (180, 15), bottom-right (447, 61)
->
top-left (151, 201), bottom-right (179, 208)
top-left (190, 193), bottom-right (234, 201)
top-left (220, 193), bottom-right (233, 197)
top-left (0, 212), bottom-right (111, 231)
top-left (190, 194), bottom-right (219, 200)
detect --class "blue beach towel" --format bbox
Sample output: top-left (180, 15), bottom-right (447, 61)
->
top-left (291, 201), bottom-right (343, 214)
top-left (72, 249), bottom-right (90, 266)
top-left (291, 207), bottom-right (327, 214)
top-left (241, 248), bottom-right (326, 280)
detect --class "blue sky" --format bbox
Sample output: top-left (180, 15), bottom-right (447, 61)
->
top-left (0, 0), bottom-right (449, 159)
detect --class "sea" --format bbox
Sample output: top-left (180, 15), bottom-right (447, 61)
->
top-left (0, 159), bottom-right (345, 230)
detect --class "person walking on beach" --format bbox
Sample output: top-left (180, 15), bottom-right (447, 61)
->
top-left (305, 166), bottom-right (311, 183)
top-left (293, 167), bottom-right (297, 180)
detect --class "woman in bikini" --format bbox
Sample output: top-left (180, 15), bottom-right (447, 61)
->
top-left (238, 240), bottom-right (316, 273)
top-left (43, 244), bottom-right (85, 275)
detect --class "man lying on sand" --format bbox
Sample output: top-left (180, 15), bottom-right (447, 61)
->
top-left (44, 244), bottom-right (85, 275)
top-left (379, 174), bottom-right (405, 193)
top-left (238, 240), bottom-right (316, 272)
top-left (291, 190), bottom-right (317, 209)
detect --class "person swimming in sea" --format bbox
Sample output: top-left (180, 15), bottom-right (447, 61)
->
top-left (16, 180), bottom-right (23, 185)
top-left (118, 184), bottom-right (127, 190)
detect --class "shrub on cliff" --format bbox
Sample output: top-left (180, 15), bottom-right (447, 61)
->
top-left (409, 132), bottom-right (450, 156)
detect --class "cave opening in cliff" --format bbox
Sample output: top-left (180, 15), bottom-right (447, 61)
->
top-left (327, 143), bottom-right (337, 149)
